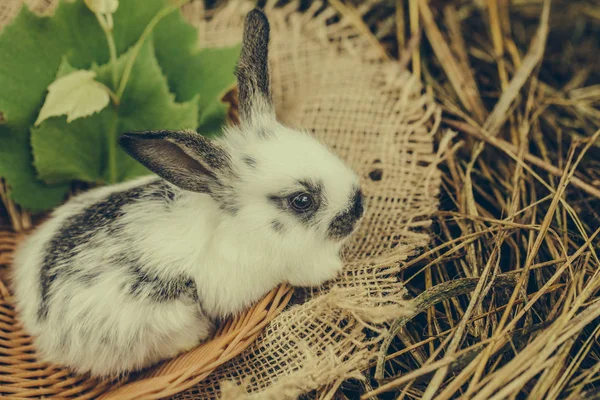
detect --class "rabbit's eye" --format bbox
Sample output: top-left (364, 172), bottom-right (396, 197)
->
top-left (289, 193), bottom-right (314, 213)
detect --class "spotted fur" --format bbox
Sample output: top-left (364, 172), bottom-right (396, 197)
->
top-left (11, 8), bottom-right (364, 378)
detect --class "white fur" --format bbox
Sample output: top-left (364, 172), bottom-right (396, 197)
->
top-left (11, 118), bottom-right (361, 377)
top-left (12, 8), bottom-right (363, 377)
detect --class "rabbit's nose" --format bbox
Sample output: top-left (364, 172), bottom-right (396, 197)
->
top-left (327, 189), bottom-right (365, 240)
top-left (351, 190), bottom-right (364, 219)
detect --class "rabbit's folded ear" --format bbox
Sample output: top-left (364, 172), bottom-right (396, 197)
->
top-left (236, 9), bottom-right (274, 122)
top-left (119, 130), bottom-right (232, 193)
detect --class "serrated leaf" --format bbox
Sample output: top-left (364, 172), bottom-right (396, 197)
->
top-left (0, 0), bottom-right (158, 210)
top-left (0, 124), bottom-right (69, 211)
top-left (0, 2), bottom-right (106, 210)
top-left (35, 69), bottom-right (110, 126)
top-left (31, 109), bottom-right (112, 185)
top-left (153, 10), bottom-right (241, 134)
top-left (31, 40), bottom-right (199, 185)
top-left (0, 4), bottom-right (107, 127)
top-left (0, 0), bottom-right (239, 211)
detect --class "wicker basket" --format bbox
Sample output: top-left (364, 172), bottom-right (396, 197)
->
top-left (0, 82), bottom-right (294, 399)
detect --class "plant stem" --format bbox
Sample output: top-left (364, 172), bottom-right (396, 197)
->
top-left (104, 86), bottom-right (120, 106)
top-left (106, 33), bottom-right (118, 91)
top-left (92, 11), bottom-right (120, 184)
top-left (107, 111), bottom-right (118, 184)
top-left (100, 0), bottom-right (189, 184)
top-left (116, 0), bottom-right (189, 100)
top-left (95, 13), bottom-right (119, 91)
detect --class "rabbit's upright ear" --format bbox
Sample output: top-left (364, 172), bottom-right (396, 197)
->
top-left (119, 131), bottom-right (232, 194)
top-left (236, 9), bottom-right (274, 122)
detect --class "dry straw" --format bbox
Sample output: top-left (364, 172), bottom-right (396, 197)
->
top-left (0, 0), bottom-right (440, 398)
top-left (336, 0), bottom-right (599, 399)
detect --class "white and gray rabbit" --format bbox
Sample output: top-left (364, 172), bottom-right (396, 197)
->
top-left (11, 9), bottom-right (364, 377)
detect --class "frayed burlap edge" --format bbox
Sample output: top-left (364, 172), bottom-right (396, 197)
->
top-left (218, 285), bottom-right (415, 400)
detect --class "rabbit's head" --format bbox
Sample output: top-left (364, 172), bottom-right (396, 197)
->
top-left (119, 9), bottom-right (364, 286)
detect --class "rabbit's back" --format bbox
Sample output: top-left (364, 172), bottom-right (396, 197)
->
top-left (11, 176), bottom-right (214, 376)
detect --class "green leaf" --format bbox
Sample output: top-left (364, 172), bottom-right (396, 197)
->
top-left (0, 2), bottom-right (106, 210)
top-left (0, 3), bottom-right (107, 127)
top-left (31, 40), bottom-right (199, 185)
top-left (35, 69), bottom-right (111, 126)
top-left (0, 0), bottom-right (239, 211)
top-left (30, 58), bottom-right (108, 185)
top-left (0, 0), bottom-right (162, 211)
top-left (31, 109), bottom-right (113, 185)
top-left (0, 0), bottom-right (174, 127)
top-left (56, 56), bottom-right (79, 77)
top-left (0, 125), bottom-right (69, 211)
top-left (102, 39), bottom-right (200, 182)
top-left (153, 10), bottom-right (241, 134)
top-left (111, 0), bottom-right (165, 59)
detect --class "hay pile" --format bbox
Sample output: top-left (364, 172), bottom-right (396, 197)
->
top-left (319, 0), bottom-right (599, 398)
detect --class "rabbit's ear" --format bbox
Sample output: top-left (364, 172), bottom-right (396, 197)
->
top-left (119, 131), bottom-right (232, 193)
top-left (236, 9), bottom-right (274, 122)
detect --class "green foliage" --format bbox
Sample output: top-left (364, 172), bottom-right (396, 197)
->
top-left (34, 69), bottom-right (111, 126)
top-left (0, 0), bottom-right (240, 211)
top-left (153, 11), bottom-right (241, 134)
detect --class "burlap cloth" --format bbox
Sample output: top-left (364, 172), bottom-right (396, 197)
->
top-left (0, 0), bottom-right (441, 398)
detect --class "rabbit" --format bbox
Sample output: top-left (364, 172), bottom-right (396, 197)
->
top-left (11, 8), bottom-right (365, 378)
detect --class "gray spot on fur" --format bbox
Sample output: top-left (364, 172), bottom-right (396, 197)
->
top-left (256, 128), bottom-right (271, 139)
top-left (99, 332), bottom-right (113, 346)
top-left (235, 9), bottom-right (273, 120)
top-left (219, 203), bottom-right (239, 215)
top-left (38, 179), bottom-right (174, 321)
top-left (271, 220), bottom-right (284, 233)
top-left (243, 155), bottom-right (257, 168)
top-left (59, 331), bottom-right (69, 347)
top-left (328, 189), bottom-right (364, 239)
top-left (76, 270), bottom-right (101, 287)
top-left (209, 180), bottom-right (238, 215)
top-left (112, 253), bottom-right (199, 303)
